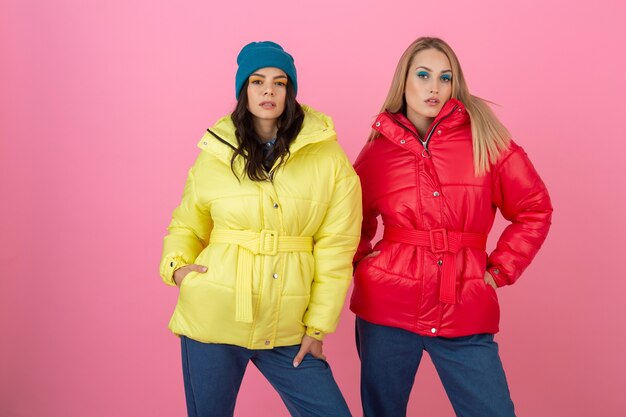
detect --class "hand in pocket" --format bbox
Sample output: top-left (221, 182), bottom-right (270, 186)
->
top-left (354, 250), bottom-right (380, 269)
top-left (173, 264), bottom-right (207, 287)
top-left (484, 271), bottom-right (497, 290)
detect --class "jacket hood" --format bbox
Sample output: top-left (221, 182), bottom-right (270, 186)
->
top-left (197, 105), bottom-right (337, 165)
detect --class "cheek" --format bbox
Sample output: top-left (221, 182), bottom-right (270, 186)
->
top-left (405, 79), bottom-right (425, 100)
top-left (276, 91), bottom-right (287, 108)
top-left (246, 96), bottom-right (259, 116)
top-left (405, 84), bottom-right (421, 104)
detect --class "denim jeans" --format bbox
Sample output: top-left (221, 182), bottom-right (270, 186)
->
top-left (356, 318), bottom-right (516, 417)
top-left (181, 336), bottom-right (352, 417)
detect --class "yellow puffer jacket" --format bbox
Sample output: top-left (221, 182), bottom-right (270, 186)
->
top-left (160, 106), bottom-right (362, 349)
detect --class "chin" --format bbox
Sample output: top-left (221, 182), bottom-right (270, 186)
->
top-left (420, 109), bottom-right (439, 118)
top-left (252, 110), bottom-right (276, 118)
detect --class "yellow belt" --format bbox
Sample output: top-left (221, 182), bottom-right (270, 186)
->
top-left (210, 229), bottom-right (314, 323)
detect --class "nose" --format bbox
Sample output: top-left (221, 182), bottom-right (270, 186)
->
top-left (263, 86), bottom-right (275, 96)
top-left (430, 80), bottom-right (439, 95)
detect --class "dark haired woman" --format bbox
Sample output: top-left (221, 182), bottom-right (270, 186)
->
top-left (160, 41), bottom-right (361, 417)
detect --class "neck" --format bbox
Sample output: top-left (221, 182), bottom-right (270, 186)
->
top-left (406, 110), bottom-right (433, 140)
top-left (253, 118), bottom-right (278, 143)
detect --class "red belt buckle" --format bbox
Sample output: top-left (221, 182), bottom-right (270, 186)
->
top-left (429, 229), bottom-right (449, 253)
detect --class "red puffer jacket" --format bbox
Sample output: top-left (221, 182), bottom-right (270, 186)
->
top-left (350, 99), bottom-right (552, 337)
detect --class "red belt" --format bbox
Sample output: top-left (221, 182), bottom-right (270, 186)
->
top-left (383, 225), bottom-right (487, 304)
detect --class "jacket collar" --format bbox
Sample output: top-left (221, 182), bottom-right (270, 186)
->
top-left (198, 105), bottom-right (337, 165)
top-left (374, 98), bottom-right (467, 141)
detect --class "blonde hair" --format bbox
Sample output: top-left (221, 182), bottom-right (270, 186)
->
top-left (371, 37), bottom-right (510, 175)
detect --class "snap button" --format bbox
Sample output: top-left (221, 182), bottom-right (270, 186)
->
top-left (273, 273), bottom-right (279, 279)
top-left (437, 130), bottom-right (442, 135)
top-left (170, 262), bottom-right (174, 267)
top-left (264, 340), bottom-right (270, 345)
top-left (437, 259), bottom-right (443, 266)
top-left (431, 328), bottom-right (437, 334)
top-left (492, 268), bottom-right (500, 275)
top-left (433, 191), bottom-right (440, 197)
top-left (458, 108), bottom-right (462, 112)
top-left (375, 121), bottom-right (381, 127)
top-left (203, 141), bottom-right (208, 145)
top-left (273, 203), bottom-right (279, 209)
top-left (314, 331), bottom-right (321, 335)
top-left (400, 139), bottom-right (406, 144)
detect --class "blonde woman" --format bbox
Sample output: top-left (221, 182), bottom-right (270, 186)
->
top-left (351, 37), bottom-right (552, 417)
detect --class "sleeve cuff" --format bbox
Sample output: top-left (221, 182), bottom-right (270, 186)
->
top-left (160, 256), bottom-right (189, 286)
top-left (487, 266), bottom-right (508, 287)
top-left (305, 327), bottom-right (326, 341)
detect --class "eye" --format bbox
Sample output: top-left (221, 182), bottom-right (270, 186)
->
top-left (440, 74), bottom-right (452, 83)
top-left (249, 77), bottom-right (263, 85)
top-left (275, 81), bottom-right (287, 87)
top-left (417, 71), bottom-right (429, 79)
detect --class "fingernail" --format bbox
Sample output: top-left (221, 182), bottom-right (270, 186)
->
top-left (293, 361), bottom-right (299, 368)
top-left (202, 267), bottom-right (207, 272)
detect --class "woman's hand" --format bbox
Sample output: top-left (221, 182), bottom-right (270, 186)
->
top-left (355, 250), bottom-right (381, 268)
top-left (484, 271), bottom-right (498, 290)
top-left (173, 264), bottom-right (207, 287)
top-left (363, 250), bottom-right (381, 260)
top-left (293, 335), bottom-right (325, 368)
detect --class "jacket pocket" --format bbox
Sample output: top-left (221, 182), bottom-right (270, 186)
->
top-left (283, 252), bottom-right (314, 296)
top-left (178, 270), bottom-right (197, 289)
top-left (198, 245), bottom-right (237, 289)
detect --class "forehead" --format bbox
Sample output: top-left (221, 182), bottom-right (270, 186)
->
top-left (410, 48), bottom-right (451, 69)
top-left (250, 67), bottom-right (287, 77)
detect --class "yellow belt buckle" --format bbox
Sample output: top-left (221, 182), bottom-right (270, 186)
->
top-left (259, 229), bottom-right (278, 255)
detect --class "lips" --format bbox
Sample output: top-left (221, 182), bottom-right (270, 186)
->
top-left (425, 98), bottom-right (440, 105)
top-left (260, 101), bottom-right (276, 109)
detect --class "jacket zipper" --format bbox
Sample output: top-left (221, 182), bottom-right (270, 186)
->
top-left (387, 105), bottom-right (459, 156)
top-left (206, 128), bottom-right (238, 151)
top-left (421, 105), bottom-right (458, 155)
top-left (207, 128), bottom-right (278, 181)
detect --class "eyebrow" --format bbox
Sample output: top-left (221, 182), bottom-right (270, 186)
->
top-left (415, 66), bottom-right (452, 73)
top-left (250, 73), bottom-right (288, 80)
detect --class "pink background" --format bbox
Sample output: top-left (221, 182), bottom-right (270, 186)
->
top-left (2, 0), bottom-right (625, 416)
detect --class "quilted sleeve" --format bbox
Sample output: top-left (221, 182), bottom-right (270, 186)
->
top-left (303, 157), bottom-right (362, 339)
top-left (159, 160), bottom-right (213, 286)
top-left (487, 145), bottom-right (553, 287)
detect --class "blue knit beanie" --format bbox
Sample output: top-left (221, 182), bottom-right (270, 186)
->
top-left (235, 41), bottom-right (298, 98)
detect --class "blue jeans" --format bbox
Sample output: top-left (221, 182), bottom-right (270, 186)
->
top-left (356, 318), bottom-right (515, 417)
top-left (181, 336), bottom-right (352, 417)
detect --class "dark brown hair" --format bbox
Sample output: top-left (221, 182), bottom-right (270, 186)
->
top-left (230, 80), bottom-right (304, 181)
